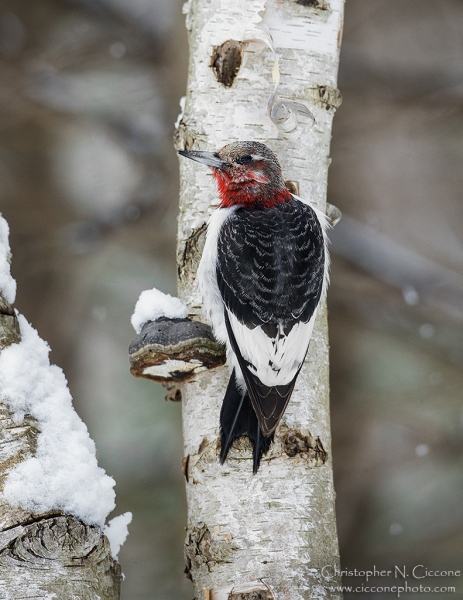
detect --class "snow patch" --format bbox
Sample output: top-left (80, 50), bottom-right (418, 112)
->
top-left (105, 512), bottom-right (132, 560)
top-left (0, 315), bottom-right (116, 527)
top-left (131, 287), bottom-right (188, 333)
top-left (175, 95), bottom-right (186, 129)
top-left (0, 215), bottom-right (17, 304)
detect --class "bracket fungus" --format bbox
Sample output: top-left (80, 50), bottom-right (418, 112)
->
top-left (129, 317), bottom-right (225, 383)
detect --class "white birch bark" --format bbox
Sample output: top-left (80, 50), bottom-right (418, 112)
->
top-left (0, 234), bottom-right (121, 599)
top-left (175, 0), bottom-right (345, 598)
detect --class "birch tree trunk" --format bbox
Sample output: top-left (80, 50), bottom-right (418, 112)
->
top-left (174, 0), bottom-right (345, 598)
top-left (0, 230), bottom-right (121, 598)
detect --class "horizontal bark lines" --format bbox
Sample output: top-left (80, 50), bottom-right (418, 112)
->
top-left (177, 0), bottom-right (345, 597)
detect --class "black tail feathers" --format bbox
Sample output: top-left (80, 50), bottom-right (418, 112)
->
top-left (220, 370), bottom-right (274, 473)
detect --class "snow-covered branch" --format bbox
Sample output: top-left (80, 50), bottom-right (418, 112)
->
top-left (0, 215), bottom-right (129, 599)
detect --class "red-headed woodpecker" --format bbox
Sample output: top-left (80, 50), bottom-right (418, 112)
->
top-left (179, 141), bottom-right (329, 473)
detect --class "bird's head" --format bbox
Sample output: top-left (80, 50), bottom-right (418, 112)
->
top-left (179, 141), bottom-right (291, 208)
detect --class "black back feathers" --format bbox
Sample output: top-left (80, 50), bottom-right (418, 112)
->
top-left (216, 197), bottom-right (325, 329)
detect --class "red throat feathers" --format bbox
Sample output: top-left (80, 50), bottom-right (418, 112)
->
top-left (212, 167), bottom-right (292, 209)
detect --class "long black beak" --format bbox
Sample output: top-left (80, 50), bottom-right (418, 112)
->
top-left (178, 150), bottom-right (226, 169)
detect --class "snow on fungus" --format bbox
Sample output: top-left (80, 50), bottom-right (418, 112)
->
top-left (0, 215), bottom-right (17, 304)
top-left (131, 287), bottom-right (188, 333)
top-left (104, 511), bottom-right (133, 560)
top-left (0, 315), bottom-right (116, 527)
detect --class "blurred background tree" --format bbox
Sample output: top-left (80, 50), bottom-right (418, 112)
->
top-left (1, 0), bottom-right (462, 598)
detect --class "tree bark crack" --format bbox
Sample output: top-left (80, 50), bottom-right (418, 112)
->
top-left (311, 85), bottom-right (342, 110)
top-left (282, 429), bottom-right (328, 464)
top-left (295, 0), bottom-right (329, 11)
top-left (179, 222), bottom-right (208, 285)
top-left (185, 523), bottom-right (238, 580)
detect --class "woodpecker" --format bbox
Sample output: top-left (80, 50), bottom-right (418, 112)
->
top-left (179, 141), bottom-right (329, 473)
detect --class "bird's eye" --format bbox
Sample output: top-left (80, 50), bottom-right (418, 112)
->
top-left (237, 154), bottom-right (253, 165)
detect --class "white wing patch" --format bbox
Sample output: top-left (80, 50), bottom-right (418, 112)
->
top-left (227, 310), bottom-right (317, 388)
top-left (196, 206), bottom-right (238, 344)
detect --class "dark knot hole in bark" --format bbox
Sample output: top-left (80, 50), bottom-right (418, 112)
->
top-left (211, 40), bottom-right (243, 88)
top-left (296, 0), bottom-right (328, 9)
